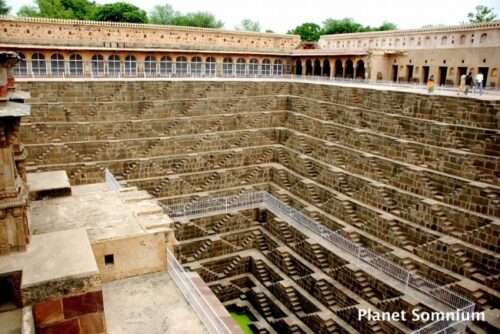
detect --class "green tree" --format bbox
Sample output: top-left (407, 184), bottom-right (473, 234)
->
top-left (17, 0), bottom-right (96, 19)
top-left (265, 29), bottom-right (274, 33)
top-left (421, 24), bottom-right (445, 28)
top-left (91, 2), bottom-right (147, 23)
top-left (170, 11), bottom-right (223, 28)
top-left (321, 18), bottom-right (397, 35)
top-left (235, 18), bottom-right (261, 32)
top-left (467, 5), bottom-right (497, 23)
top-left (322, 18), bottom-right (366, 35)
top-left (377, 21), bottom-right (397, 31)
top-left (149, 4), bottom-right (179, 25)
top-left (287, 22), bottom-right (321, 41)
top-left (0, 0), bottom-right (10, 15)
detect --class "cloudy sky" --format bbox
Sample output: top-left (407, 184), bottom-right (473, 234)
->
top-left (5, 0), bottom-right (500, 33)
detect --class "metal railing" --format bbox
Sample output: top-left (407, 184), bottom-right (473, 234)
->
top-left (163, 190), bottom-right (475, 334)
top-left (167, 248), bottom-right (232, 334)
top-left (14, 60), bottom-right (500, 96)
top-left (104, 168), bottom-right (122, 190)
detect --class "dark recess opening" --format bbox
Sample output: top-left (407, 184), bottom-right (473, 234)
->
top-left (439, 66), bottom-right (448, 86)
top-left (406, 65), bottom-right (414, 82)
top-left (422, 66), bottom-right (430, 83)
top-left (392, 65), bottom-right (398, 82)
top-left (105, 254), bottom-right (115, 266)
top-left (0, 273), bottom-right (22, 312)
top-left (478, 67), bottom-right (489, 86)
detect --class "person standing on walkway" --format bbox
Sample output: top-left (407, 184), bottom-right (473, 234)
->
top-left (465, 72), bottom-right (473, 96)
top-left (427, 75), bottom-right (435, 94)
top-left (474, 71), bottom-right (484, 95)
top-left (458, 73), bottom-right (466, 95)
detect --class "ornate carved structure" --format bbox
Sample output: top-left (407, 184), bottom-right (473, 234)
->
top-left (0, 51), bottom-right (30, 254)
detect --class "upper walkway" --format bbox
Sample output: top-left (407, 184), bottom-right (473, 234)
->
top-left (14, 72), bottom-right (500, 101)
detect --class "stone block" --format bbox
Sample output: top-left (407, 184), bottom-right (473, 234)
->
top-left (37, 318), bottom-right (80, 334)
top-left (33, 298), bottom-right (64, 325)
top-left (62, 291), bottom-right (103, 319)
top-left (79, 313), bottom-right (105, 334)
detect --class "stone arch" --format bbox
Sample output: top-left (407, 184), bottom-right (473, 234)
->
top-left (441, 36), bottom-right (447, 45)
top-left (355, 60), bottom-right (365, 79)
top-left (236, 58), bottom-right (246, 76)
top-left (176, 56), bottom-right (187, 75)
top-left (273, 59), bottom-right (282, 76)
top-left (345, 59), bottom-right (354, 78)
top-left (480, 33), bottom-right (487, 43)
top-left (50, 53), bottom-right (65, 75)
top-left (334, 59), bottom-right (343, 78)
top-left (91, 54), bottom-right (104, 75)
top-left (295, 59), bottom-right (302, 75)
top-left (191, 56), bottom-right (202, 76)
top-left (69, 54), bottom-right (83, 75)
top-left (313, 59), bottom-right (321, 76)
top-left (205, 57), bottom-right (216, 76)
top-left (459, 35), bottom-right (466, 45)
top-left (262, 59), bottom-right (272, 76)
top-left (145, 55), bottom-right (157, 75)
top-left (322, 59), bottom-right (331, 77)
top-left (160, 56), bottom-right (173, 75)
top-left (125, 55), bottom-right (137, 76)
top-left (249, 58), bottom-right (259, 76)
top-left (222, 57), bottom-right (233, 76)
top-left (305, 59), bottom-right (313, 75)
top-left (424, 36), bottom-right (431, 46)
top-left (108, 55), bottom-right (121, 75)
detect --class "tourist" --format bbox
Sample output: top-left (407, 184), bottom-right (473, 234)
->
top-left (427, 75), bottom-right (435, 94)
top-left (474, 71), bottom-right (484, 95)
top-left (465, 72), bottom-right (473, 96)
top-left (458, 73), bottom-right (466, 95)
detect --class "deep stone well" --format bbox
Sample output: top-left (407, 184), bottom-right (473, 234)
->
top-left (17, 79), bottom-right (500, 333)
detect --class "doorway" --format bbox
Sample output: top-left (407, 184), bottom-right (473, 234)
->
top-left (295, 60), bottom-right (302, 75)
top-left (0, 273), bottom-right (22, 312)
top-left (406, 65), bottom-right (414, 82)
top-left (305, 59), bottom-right (313, 75)
top-left (422, 66), bottom-right (430, 83)
top-left (457, 67), bottom-right (467, 83)
top-left (392, 65), bottom-right (398, 82)
top-left (438, 66), bottom-right (447, 86)
top-left (478, 67), bottom-right (489, 86)
top-left (323, 60), bottom-right (331, 77)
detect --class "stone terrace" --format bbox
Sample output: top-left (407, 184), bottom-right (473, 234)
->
top-left (18, 80), bottom-right (500, 333)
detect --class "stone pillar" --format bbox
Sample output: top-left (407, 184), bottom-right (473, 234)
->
top-left (0, 52), bottom-right (31, 254)
top-left (367, 50), bottom-right (387, 81)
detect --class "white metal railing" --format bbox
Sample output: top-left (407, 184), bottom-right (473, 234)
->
top-left (104, 168), bottom-right (122, 190)
top-left (13, 60), bottom-right (500, 96)
top-left (163, 190), bottom-right (475, 334)
top-left (167, 248), bottom-right (232, 334)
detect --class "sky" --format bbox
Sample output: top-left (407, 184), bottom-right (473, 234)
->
top-left (5, 0), bottom-right (500, 34)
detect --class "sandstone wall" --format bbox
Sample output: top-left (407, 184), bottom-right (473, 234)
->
top-left (0, 17), bottom-right (300, 53)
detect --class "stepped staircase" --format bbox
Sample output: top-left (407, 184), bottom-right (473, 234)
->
top-left (310, 244), bottom-right (329, 270)
top-left (223, 255), bottom-right (242, 276)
